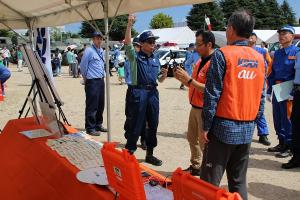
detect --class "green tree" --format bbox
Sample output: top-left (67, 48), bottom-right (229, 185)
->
top-left (281, 0), bottom-right (296, 26)
top-left (220, 0), bottom-right (287, 29)
top-left (150, 13), bottom-right (173, 29)
top-left (80, 15), bottom-right (137, 41)
top-left (51, 27), bottom-right (62, 41)
top-left (262, 0), bottom-right (285, 29)
top-left (220, 0), bottom-right (241, 22)
top-left (187, 2), bottom-right (225, 31)
top-left (0, 30), bottom-right (11, 37)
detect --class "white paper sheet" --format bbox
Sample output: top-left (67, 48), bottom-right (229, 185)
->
top-left (144, 183), bottom-right (173, 200)
top-left (76, 167), bottom-right (108, 185)
top-left (272, 80), bottom-right (294, 102)
top-left (20, 129), bottom-right (53, 139)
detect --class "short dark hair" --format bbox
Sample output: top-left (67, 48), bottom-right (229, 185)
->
top-left (195, 30), bottom-right (215, 48)
top-left (228, 9), bottom-right (255, 38)
top-left (261, 41), bottom-right (267, 46)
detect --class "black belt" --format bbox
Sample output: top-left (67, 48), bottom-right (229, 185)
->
top-left (129, 85), bottom-right (157, 90)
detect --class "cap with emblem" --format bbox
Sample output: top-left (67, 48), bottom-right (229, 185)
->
top-left (139, 31), bottom-right (159, 42)
top-left (277, 25), bottom-right (295, 34)
top-left (92, 31), bottom-right (104, 38)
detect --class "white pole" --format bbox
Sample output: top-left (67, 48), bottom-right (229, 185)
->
top-left (104, 0), bottom-right (111, 142)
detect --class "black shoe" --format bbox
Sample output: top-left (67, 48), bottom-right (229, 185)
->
top-left (268, 144), bottom-right (283, 152)
top-left (282, 157), bottom-right (300, 169)
top-left (145, 155), bottom-right (163, 166)
top-left (275, 150), bottom-right (292, 158)
top-left (183, 165), bottom-right (201, 176)
top-left (180, 85), bottom-right (185, 90)
top-left (96, 126), bottom-right (107, 132)
top-left (86, 131), bottom-right (100, 136)
top-left (259, 136), bottom-right (271, 146)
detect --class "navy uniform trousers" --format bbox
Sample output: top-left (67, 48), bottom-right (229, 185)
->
top-left (124, 86), bottom-right (159, 152)
top-left (84, 78), bottom-right (105, 132)
top-left (291, 86), bottom-right (300, 157)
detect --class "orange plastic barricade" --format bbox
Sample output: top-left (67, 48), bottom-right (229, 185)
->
top-left (172, 168), bottom-right (242, 200)
top-left (0, 82), bottom-right (4, 101)
top-left (101, 143), bottom-right (146, 200)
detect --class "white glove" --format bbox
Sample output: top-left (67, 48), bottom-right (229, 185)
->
top-left (287, 95), bottom-right (294, 101)
top-left (266, 94), bottom-right (272, 102)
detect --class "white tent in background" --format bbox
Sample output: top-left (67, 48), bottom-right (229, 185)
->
top-left (150, 26), bottom-right (195, 48)
top-left (0, 0), bottom-right (212, 142)
top-left (211, 31), bottom-right (227, 47)
top-left (253, 29), bottom-right (277, 44)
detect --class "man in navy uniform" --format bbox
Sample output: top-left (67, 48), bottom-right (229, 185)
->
top-left (267, 26), bottom-right (300, 158)
top-left (123, 15), bottom-right (168, 166)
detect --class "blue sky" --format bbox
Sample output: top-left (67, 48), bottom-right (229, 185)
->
top-left (65, 0), bottom-right (300, 33)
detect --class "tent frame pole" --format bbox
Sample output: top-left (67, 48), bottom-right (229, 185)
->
top-left (103, 0), bottom-right (111, 142)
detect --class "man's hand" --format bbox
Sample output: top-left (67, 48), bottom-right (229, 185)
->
top-left (127, 14), bottom-right (136, 27)
top-left (200, 129), bottom-right (209, 143)
top-left (266, 94), bottom-right (272, 102)
top-left (175, 67), bottom-right (190, 84)
top-left (160, 67), bottom-right (168, 78)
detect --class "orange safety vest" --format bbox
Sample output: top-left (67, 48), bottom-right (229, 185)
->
top-left (215, 45), bottom-right (265, 121)
top-left (189, 58), bottom-right (211, 108)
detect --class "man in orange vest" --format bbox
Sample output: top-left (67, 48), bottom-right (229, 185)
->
top-left (200, 9), bottom-right (265, 200)
top-left (174, 30), bottom-right (215, 176)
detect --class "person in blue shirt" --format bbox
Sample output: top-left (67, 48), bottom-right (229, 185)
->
top-left (267, 26), bottom-right (300, 158)
top-left (282, 50), bottom-right (300, 169)
top-left (182, 43), bottom-right (200, 89)
top-left (123, 15), bottom-right (168, 166)
top-left (0, 65), bottom-right (11, 96)
top-left (80, 31), bottom-right (107, 136)
top-left (248, 32), bottom-right (271, 146)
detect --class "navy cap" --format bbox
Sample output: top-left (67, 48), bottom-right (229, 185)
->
top-left (250, 32), bottom-right (257, 37)
top-left (139, 31), bottom-right (159, 42)
top-left (277, 25), bottom-right (295, 34)
top-left (92, 31), bottom-right (103, 38)
top-left (132, 37), bottom-right (140, 46)
top-left (189, 43), bottom-right (195, 48)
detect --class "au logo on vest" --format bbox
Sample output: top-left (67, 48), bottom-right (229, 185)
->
top-left (237, 58), bottom-right (258, 80)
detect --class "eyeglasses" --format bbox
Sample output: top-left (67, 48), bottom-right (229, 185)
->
top-left (145, 40), bottom-right (156, 44)
top-left (196, 42), bottom-right (205, 47)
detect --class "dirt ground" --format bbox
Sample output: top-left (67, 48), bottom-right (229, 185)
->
top-left (1, 64), bottom-right (299, 200)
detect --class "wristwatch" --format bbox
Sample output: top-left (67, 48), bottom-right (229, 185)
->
top-left (187, 78), bottom-right (193, 85)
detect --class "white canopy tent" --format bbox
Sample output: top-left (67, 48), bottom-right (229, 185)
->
top-left (211, 31), bottom-right (227, 47)
top-left (0, 0), bottom-right (212, 141)
top-left (253, 29), bottom-right (277, 44)
top-left (150, 26), bottom-right (196, 48)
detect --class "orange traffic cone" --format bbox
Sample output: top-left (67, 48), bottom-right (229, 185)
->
top-left (0, 82), bottom-right (4, 101)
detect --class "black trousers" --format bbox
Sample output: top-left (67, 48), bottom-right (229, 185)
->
top-left (124, 88), bottom-right (159, 152)
top-left (200, 134), bottom-right (250, 200)
top-left (291, 88), bottom-right (300, 157)
top-left (84, 78), bottom-right (105, 132)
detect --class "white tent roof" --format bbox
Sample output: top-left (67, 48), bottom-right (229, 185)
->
top-left (253, 29), bottom-right (277, 44)
top-left (0, 0), bottom-right (212, 29)
top-left (150, 26), bottom-right (195, 48)
top-left (211, 31), bottom-right (227, 47)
